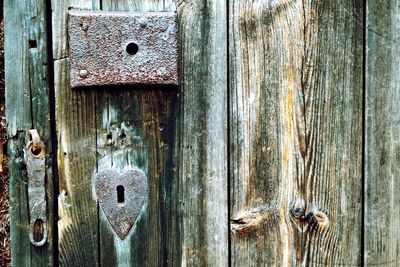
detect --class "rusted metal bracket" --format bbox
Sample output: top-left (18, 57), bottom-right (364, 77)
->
top-left (24, 129), bottom-right (47, 246)
top-left (68, 11), bottom-right (178, 88)
top-left (94, 168), bottom-right (147, 239)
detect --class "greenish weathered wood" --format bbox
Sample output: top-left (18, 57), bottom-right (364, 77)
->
top-left (96, 89), bottom-right (179, 266)
top-left (97, 2), bottom-right (179, 266)
top-left (5, 0), bottom-right (55, 265)
top-left (178, 0), bottom-right (228, 265)
top-left (230, 1), bottom-right (363, 266)
top-left (52, 0), bottom-right (100, 265)
top-left (365, 1), bottom-right (400, 266)
top-left (54, 0), bottom-right (180, 266)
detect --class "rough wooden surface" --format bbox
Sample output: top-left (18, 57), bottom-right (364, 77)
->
top-left (54, 0), bottom-right (181, 266)
top-left (96, 1), bottom-right (179, 266)
top-left (365, 1), bottom-right (400, 266)
top-left (178, 0), bottom-right (229, 265)
top-left (52, 1), bottom-right (100, 265)
top-left (230, 1), bottom-right (363, 266)
top-left (5, 0), bottom-right (55, 265)
top-left (96, 89), bottom-right (179, 266)
top-left (11, 0), bottom-right (400, 265)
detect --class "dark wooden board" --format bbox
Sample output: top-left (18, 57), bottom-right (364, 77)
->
top-left (96, 1), bottom-right (179, 266)
top-left (5, 0), bottom-right (55, 265)
top-left (53, 0), bottom-right (182, 266)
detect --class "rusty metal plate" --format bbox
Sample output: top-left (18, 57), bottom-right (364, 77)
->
top-left (24, 130), bottom-right (47, 246)
top-left (68, 11), bottom-right (178, 88)
top-left (94, 168), bottom-right (147, 239)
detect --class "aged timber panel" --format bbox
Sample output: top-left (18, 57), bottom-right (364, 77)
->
top-left (230, 1), bottom-right (363, 266)
top-left (53, 0), bottom-right (100, 265)
top-left (5, 0), bottom-right (55, 266)
top-left (95, 88), bottom-right (179, 267)
top-left (53, 0), bottom-right (182, 266)
top-left (178, 0), bottom-right (229, 265)
top-left (365, 0), bottom-right (400, 265)
top-left (97, 2), bottom-right (179, 266)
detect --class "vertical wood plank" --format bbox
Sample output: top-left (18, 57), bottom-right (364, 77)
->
top-left (230, 1), bottom-right (363, 265)
top-left (96, 89), bottom-right (179, 266)
top-left (97, 2), bottom-right (180, 266)
top-left (178, 0), bottom-right (229, 265)
top-left (365, 1), bottom-right (400, 265)
top-left (52, 0), bottom-right (100, 265)
top-left (5, 0), bottom-right (54, 265)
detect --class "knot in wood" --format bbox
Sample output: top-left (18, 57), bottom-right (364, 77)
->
top-left (289, 199), bottom-right (305, 220)
top-left (313, 210), bottom-right (329, 230)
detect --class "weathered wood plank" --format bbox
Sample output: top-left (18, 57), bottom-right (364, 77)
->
top-left (52, 0), bottom-right (100, 265)
top-left (230, 1), bottom-right (363, 265)
top-left (97, 1), bottom-right (179, 266)
top-left (365, 1), bottom-right (400, 266)
top-left (55, 0), bottom-right (181, 265)
top-left (55, 60), bottom-right (99, 266)
top-left (5, 0), bottom-right (55, 265)
top-left (178, 0), bottom-right (229, 265)
top-left (96, 88), bottom-right (179, 266)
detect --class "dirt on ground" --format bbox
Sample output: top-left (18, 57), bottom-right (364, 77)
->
top-left (0, 6), bottom-right (11, 266)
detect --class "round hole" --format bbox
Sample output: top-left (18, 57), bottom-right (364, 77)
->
top-left (31, 145), bottom-right (42, 156)
top-left (33, 219), bottom-right (44, 242)
top-left (126, 42), bottom-right (139, 55)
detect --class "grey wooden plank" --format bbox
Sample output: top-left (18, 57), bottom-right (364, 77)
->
top-left (178, 0), bottom-right (229, 265)
top-left (97, 2), bottom-right (180, 266)
top-left (55, 60), bottom-right (99, 266)
top-left (101, 0), bottom-right (173, 12)
top-left (365, 1), bottom-right (400, 266)
top-left (5, 0), bottom-right (54, 265)
top-left (52, 0), bottom-right (101, 265)
top-left (230, 1), bottom-right (363, 265)
top-left (96, 89), bottom-right (179, 266)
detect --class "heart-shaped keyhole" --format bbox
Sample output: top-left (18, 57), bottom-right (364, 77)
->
top-left (94, 168), bottom-right (147, 239)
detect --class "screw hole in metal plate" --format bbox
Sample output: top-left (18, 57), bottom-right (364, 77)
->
top-left (126, 42), bottom-right (139, 55)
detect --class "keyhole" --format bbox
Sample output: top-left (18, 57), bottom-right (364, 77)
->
top-left (117, 185), bottom-right (125, 204)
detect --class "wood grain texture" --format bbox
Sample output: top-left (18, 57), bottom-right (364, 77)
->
top-left (365, 1), bottom-right (400, 266)
top-left (178, 0), bottom-right (229, 265)
top-left (52, 1), bottom-right (100, 265)
top-left (96, 88), bottom-right (179, 266)
top-left (97, 1), bottom-right (179, 266)
top-left (54, 0), bottom-right (180, 266)
top-left (5, 0), bottom-right (55, 265)
top-left (229, 1), bottom-right (363, 266)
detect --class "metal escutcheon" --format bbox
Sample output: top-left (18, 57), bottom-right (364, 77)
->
top-left (94, 168), bottom-right (147, 239)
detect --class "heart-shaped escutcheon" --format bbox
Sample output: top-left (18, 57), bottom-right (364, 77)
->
top-left (94, 168), bottom-right (147, 239)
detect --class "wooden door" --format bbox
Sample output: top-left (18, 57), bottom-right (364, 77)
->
top-left (4, 0), bottom-right (400, 266)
